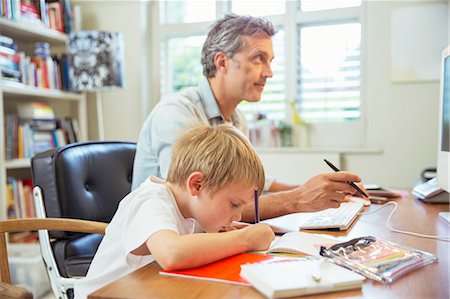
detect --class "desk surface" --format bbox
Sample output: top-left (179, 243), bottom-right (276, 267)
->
top-left (89, 194), bottom-right (449, 299)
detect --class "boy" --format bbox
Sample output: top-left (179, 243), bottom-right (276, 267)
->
top-left (75, 124), bottom-right (275, 298)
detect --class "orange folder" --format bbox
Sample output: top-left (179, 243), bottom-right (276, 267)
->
top-left (160, 253), bottom-right (290, 285)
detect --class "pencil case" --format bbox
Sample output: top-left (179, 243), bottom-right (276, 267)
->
top-left (319, 236), bottom-right (437, 284)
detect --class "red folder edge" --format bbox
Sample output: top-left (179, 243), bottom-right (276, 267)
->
top-left (159, 253), bottom-right (288, 285)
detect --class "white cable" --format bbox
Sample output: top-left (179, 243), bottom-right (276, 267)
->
top-left (359, 201), bottom-right (450, 242)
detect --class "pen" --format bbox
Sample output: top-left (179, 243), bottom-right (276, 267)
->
top-left (254, 187), bottom-right (260, 223)
top-left (323, 159), bottom-right (369, 198)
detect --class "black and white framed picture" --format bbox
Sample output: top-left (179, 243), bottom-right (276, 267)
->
top-left (69, 31), bottom-right (125, 91)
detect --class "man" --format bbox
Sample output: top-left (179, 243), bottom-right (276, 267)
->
top-left (132, 14), bottom-right (365, 222)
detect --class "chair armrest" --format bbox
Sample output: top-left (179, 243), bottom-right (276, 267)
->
top-left (0, 218), bottom-right (108, 235)
top-left (0, 282), bottom-right (32, 298)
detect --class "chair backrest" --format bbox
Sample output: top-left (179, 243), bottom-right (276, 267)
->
top-left (29, 141), bottom-right (136, 298)
top-left (31, 141), bottom-right (136, 238)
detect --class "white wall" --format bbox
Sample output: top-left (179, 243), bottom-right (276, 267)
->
top-left (73, 0), bottom-right (151, 141)
top-left (343, 1), bottom-right (448, 188)
top-left (78, 1), bottom-right (448, 189)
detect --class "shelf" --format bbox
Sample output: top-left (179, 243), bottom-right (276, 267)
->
top-left (1, 80), bottom-right (83, 101)
top-left (0, 3), bottom-right (88, 225)
top-left (0, 17), bottom-right (67, 45)
top-left (5, 159), bottom-right (31, 169)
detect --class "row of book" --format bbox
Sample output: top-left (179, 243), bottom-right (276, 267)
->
top-left (1, 0), bottom-right (76, 34)
top-left (5, 114), bottom-right (80, 160)
top-left (0, 35), bottom-right (71, 90)
top-left (6, 177), bottom-right (35, 219)
top-left (6, 176), bottom-right (39, 243)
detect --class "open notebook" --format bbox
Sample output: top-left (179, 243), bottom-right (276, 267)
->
top-left (240, 259), bottom-right (365, 299)
top-left (266, 231), bottom-right (338, 256)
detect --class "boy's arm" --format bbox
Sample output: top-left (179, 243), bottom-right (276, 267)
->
top-left (146, 224), bottom-right (274, 271)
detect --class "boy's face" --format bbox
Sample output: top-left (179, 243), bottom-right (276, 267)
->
top-left (194, 183), bottom-right (256, 233)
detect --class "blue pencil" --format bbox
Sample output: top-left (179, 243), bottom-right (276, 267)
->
top-left (254, 187), bottom-right (260, 223)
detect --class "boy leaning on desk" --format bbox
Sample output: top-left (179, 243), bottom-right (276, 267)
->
top-left (74, 124), bottom-right (275, 298)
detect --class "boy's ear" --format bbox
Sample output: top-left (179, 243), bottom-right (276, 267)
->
top-left (187, 172), bottom-right (204, 196)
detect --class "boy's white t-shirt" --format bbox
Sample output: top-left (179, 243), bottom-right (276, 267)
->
top-left (74, 176), bottom-right (203, 299)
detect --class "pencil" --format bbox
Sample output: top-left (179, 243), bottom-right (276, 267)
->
top-left (323, 159), bottom-right (369, 198)
top-left (254, 187), bottom-right (260, 223)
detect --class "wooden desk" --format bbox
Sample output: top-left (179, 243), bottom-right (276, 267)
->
top-left (89, 195), bottom-right (449, 299)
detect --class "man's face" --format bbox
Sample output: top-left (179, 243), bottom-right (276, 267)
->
top-left (194, 183), bottom-right (255, 233)
top-left (225, 35), bottom-right (274, 102)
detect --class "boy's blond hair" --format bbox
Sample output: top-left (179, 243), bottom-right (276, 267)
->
top-left (167, 124), bottom-right (265, 196)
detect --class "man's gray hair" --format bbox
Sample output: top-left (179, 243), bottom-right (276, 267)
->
top-left (201, 14), bottom-right (276, 78)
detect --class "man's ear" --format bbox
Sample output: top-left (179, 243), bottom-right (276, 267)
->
top-left (187, 172), bottom-right (204, 196)
top-left (213, 52), bottom-right (228, 74)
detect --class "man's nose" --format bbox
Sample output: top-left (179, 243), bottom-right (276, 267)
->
top-left (263, 63), bottom-right (273, 78)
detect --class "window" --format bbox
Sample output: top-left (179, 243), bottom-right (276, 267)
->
top-left (155, 1), bottom-right (364, 147)
top-left (160, 35), bottom-right (205, 95)
top-left (159, 0), bottom-right (216, 24)
top-left (298, 23), bottom-right (361, 123)
top-left (231, 1), bottom-right (286, 16)
top-left (301, 0), bottom-right (361, 12)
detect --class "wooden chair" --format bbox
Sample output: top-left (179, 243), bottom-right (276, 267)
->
top-left (0, 218), bottom-right (107, 298)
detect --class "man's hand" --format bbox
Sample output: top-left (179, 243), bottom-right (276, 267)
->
top-left (241, 171), bottom-right (367, 221)
top-left (289, 171), bottom-right (364, 212)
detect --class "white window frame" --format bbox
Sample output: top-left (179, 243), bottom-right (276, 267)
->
top-left (153, 1), bottom-right (367, 148)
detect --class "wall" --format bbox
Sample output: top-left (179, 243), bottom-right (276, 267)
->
top-left (73, 0), bottom-right (151, 141)
top-left (78, 1), bottom-right (448, 189)
top-left (343, 1), bottom-right (448, 188)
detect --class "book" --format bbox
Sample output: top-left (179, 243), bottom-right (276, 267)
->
top-left (160, 253), bottom-right (292, 285)
top-left (266, 232), bottom-right (338, 257)
top-left (47, 1), bottom-right (64, 32)
top-left (364, 184), bottom-right (402, 198)
top-left (17, 102), bottom-right (55, 120)
top-left (240, 259), bottom-right (365, 299)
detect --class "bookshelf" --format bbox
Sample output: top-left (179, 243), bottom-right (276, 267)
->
top-left (0, 17), bottom-right (87, 222)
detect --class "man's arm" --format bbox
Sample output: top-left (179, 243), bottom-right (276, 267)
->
top-left (268, 181), bottom-right (298, 192)
top-left (241, 171), bottom-right (366, 221)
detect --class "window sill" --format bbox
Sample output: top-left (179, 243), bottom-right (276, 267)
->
top-left (255, 147), bottom-right (383, 155)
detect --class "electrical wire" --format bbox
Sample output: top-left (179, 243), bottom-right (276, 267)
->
top-left (358, 201), bottom-right (450, 242)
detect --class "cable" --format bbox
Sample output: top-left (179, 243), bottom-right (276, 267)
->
top-left (358, 201), bottom-right (450, 242)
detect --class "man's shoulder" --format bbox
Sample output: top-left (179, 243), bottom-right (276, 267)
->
top-left (160, 86), bottom-right (202, 107)
top-left (150, 87), bottom-right (206, 120)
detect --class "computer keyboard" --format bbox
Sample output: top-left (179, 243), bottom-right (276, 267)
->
top-left (299, 202), bottom-right (365, 231)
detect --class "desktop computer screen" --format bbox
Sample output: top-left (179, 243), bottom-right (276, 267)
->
top-left (437, 45), bottom-right (450, 192)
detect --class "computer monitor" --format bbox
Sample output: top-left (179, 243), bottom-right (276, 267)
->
top-left (437, 45), bottom-right (450, 192)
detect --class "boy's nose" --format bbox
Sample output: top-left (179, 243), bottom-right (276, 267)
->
top-left (231, 213), bottom-right (242, 223)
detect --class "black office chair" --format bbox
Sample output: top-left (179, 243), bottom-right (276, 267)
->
top-left (31, 141), bottom-right (136, 299)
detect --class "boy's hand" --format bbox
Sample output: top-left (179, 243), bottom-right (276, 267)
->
top-left (241, 223), bottom-right (275, 251)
